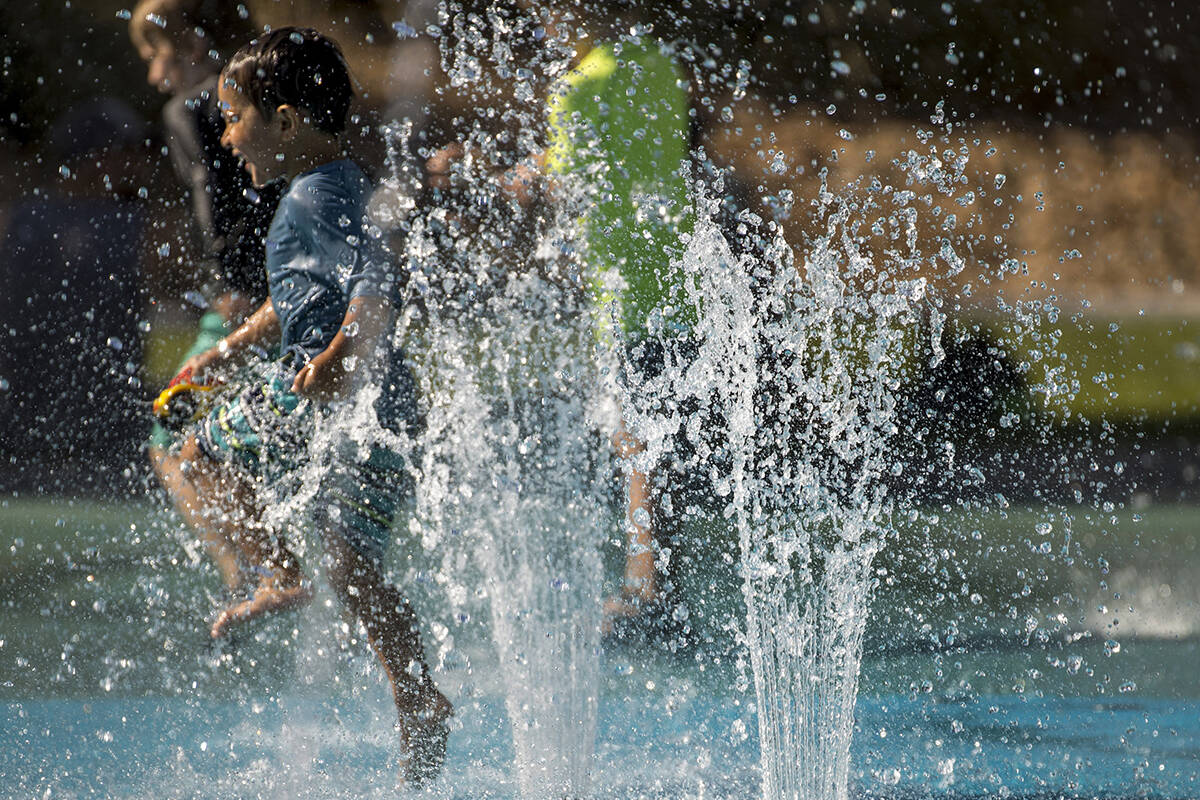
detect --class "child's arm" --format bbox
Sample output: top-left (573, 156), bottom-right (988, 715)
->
top-left (290, 295), bottom-right (391, 402)
top-left (426, 143), bottom-right (545, 207)
top-left (177, 299), bottom-right (280, 381)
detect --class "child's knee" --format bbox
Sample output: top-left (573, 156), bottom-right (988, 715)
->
top-left (178, 434), bottom-right (204, 463)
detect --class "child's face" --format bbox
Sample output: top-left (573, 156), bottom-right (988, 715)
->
top-left (135, 32), bottom-right (183, 94)
top-left (134, 28), bottom-right (207, 95)
top-left (217, 80), bottom-right (284, 186)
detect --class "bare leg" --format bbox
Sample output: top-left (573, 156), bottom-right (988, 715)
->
top-left (150, 444), bottom-right (243, 591)
top-left (603, 423), bottom-right (661, 633)
top-left (149, 299), bottom-right (256, 591)
top-left (209, 571), bottom-right (313, 639)
top-left (160, 435), bottom-right (311, 638)
top-left (321, 528), bottom-right (452, 785)
top-left (622, 460), bottom-right (658, 601)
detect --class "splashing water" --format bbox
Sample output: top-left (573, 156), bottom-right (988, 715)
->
top-left (388, 55), bottom-right (609, 797)
top-left (615, 110), bottom-right (1009, 797)
top-left (412, 260), bottom-right (609, 798)
top-left (9, 2), bottom-right (1200, 799)
top-left (658, 186), bottom-right (922, 800)
top-left (406, 4), bottom-right (997, 798)
top-left (280, 12), bottom-right (1073, 799)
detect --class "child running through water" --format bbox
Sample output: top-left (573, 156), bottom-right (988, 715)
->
top-left (427, 0), bottom-right (696, 636)
top-left (162, 27), bottom-right (451, 783)
top-left (130, 0), bottom-right (283, 593)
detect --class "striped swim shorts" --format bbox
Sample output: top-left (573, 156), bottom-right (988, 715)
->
top-left (195, 362), bottom-right (411, 561)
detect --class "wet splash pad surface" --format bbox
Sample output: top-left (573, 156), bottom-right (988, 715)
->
top-left (2, 499), bottom-right (1197, 799)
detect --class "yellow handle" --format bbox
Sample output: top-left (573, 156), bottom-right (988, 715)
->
top-left (152, 382), bottom-right (215, 419)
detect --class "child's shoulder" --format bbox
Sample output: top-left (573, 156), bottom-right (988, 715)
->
top-left (287, 160), bottom-right (369, 204)
top-left (280, 160), bottom-right (370, 230)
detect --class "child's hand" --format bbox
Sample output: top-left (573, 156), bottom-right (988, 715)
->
top-left (294, 296), bottom-right (388, 402)
top-left (166, 365), bottom-right (197, 390)
top-left (155, 360), bottom-right (219, 429)
top-left (426, 142), bottom-right (542, 206)
top-left (425, 143), bottom-right (464, 190)
top-left (291, 349), bottom-right (350, 402)
top-left (176, 346), bottom-right (227, 386)
top-left (499, 161), bottom-right (541, 206)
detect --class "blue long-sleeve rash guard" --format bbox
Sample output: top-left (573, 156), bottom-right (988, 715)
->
top-left (267, 159), bottom-right (393, 365)
top-left (266, 158), bottom-right (417, 433)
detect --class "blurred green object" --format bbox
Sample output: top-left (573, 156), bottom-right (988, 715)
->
top-left (981, 314), bottom-right (1200, 422)
top-left (145, 312), bottom-right (225, 449)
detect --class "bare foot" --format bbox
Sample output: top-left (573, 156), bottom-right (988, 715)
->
top-left (398, 690), bottom-right (453, 786)
top-left (210, 575), bottom-right (313, 639)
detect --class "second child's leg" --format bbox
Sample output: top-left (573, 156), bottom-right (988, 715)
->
top-left (149, 312), bottom-right (244, 589)
top-left (603, 424), bottom-right (662, 632)
top-left (171, 433), bottom-right (312, 638)
top-left (622, 457), bottom-right (659, 601)
top-left (151, 444), bottom-right (243, 591)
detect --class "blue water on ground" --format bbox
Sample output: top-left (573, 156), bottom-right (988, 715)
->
top-left (2, 500), bottom-right (1198, 798)
top-left (4, 656), bottom-right (1197, 798)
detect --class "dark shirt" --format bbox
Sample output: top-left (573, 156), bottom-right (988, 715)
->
top-left (163, 78), bottom-right (281, 304)
top-left (266, 159), bottom-right (417, 432)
